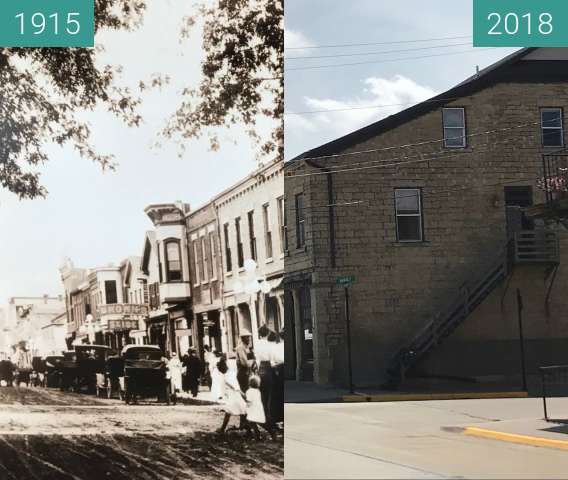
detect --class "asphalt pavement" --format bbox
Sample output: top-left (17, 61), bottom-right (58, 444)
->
top-left (285, 397), bottom-right (568, 479)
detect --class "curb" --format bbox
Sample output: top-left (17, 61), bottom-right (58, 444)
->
top-left (342, 391), bottom-right (529, 402)
top-left (464, 426), bottom-right (568, 451)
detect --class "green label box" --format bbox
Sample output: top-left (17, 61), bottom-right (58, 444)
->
top-left (0, 0), bottom-right (94, 47)
top-left (474, 0), bottom-right (568, 47)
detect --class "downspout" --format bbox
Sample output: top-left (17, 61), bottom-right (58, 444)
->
top-left (305, 159), bottom-right (336, 269)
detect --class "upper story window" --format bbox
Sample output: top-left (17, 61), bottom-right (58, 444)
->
top-left (236, 217), bottom-right (244, 268)
top-left (541, 108), bottom-right (564, 147)
top-left (277, 196), bottom-right (288, 253)
top-left (209, 232), bottom-right (217, 280)
top-left (295, 193), bottom-right (306, 248)
top-left (443, 108), bottom-right (466, 148)
top-left (105, 280), bottom-right (118, 305)
top-left (223, 223), bottom-right (232, 273)
top-left (247, 210), bottom-right (257, 261)
top-left (263, 203), bottom-right (273, 259)
top-left (192, 240), bottom-right (200, 284)
top-left (395, 188), bottom-right (424, 242)
top-left (201, 236), bottom-right (208, 283)
top-left (165, 240), bottom-right (183, 282)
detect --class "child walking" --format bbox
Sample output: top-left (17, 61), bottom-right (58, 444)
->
top-left (245, 375), bottom-right (265, 440)
top-left (216, 361), bottom-right (247, 435)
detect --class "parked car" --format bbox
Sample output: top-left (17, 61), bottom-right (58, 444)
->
top-left (59, 345), bottom-right (114, 393)
top-left (121, 345), bottom-right (174, 405)
top-left (0, 360), bottom-right (15, 387)
top-left (44, 355), bottom-right (64, 388)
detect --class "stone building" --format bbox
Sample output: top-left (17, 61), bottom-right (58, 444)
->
top-left (285, 48), bottom-right (568, 388)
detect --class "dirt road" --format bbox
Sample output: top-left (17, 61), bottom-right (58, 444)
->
top-left (0, 387), bottom-right (283, 479)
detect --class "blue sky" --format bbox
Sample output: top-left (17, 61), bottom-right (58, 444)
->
top-left (285, 0), bottom-right (517, 159)
top-left (0, 0), bottom-right (272, 304)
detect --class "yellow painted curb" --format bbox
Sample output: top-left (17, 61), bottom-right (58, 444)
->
top-left (342, 391), bottom-right (528, 402)
top-left (464, 426), bottom-right (568, 451)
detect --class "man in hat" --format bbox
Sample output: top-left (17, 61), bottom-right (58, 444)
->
top-left (235, 329), bottom-right (254, 393)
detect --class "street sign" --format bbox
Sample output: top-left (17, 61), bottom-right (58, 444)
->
top-left (336, 276), bottom-right (356, 286)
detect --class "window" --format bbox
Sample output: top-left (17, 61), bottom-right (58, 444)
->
top-left (104, 280), bottom-right (118, 305)
top-left (201, 236), bottom-right (208, 282)
top-left (263, 203), bottom-right (273, 259)
top-left (541, 108), bottom-right (564, 147)
top-left (209, 232), bottom-right (217, 280)
top-left (247, 211), bottom-right (257, 261)
top-left (295, 193), bottom-right (305, 248)
top-left (443, 108), bottom-right (466, 148)
top-left (395, 189), bottom-right (424, 242)
top-left (165, 240), bottom-right (182, 282)
top-left (223, 223), bottom-right (232, 273)
top-left (192, 240), bottom-right (200, 284)
top-left (277, 196), bottom-right (288, 253)
top-left (236, 217), bottom-right (244, 268)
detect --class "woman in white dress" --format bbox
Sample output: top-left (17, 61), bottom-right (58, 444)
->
top-left (167, 353), bottom-right (184, 394)
top-left (210, 353), bottom-right (226, 400)
top-left (216, 362), bottom-right (247, 435)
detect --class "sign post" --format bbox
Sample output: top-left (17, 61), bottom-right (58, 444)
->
top-left (337, 276), bottom-right (356, 393)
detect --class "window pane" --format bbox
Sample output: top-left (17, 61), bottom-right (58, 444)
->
top-left (542, 109), bottom-right (562, 128)
top-left (444, 128), bottom-right (465, 147)
top-left (543, 129), bottom-right (563, 147)
top-left (395, 190), bottom-right (420, 214)
top-left (397, 216), bottom-right (422, 242)
top-left (443, 109), bottom-right (464, 128)
top-left (166, 242), bottom-right (180, 261)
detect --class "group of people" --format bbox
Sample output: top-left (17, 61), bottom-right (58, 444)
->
top-left (162, 326), bottom-right (285, 441)
top-left (218, 325), bottom-right (285, 440)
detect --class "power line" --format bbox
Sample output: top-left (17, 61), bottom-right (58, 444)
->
top-left (284, 97), bottom-right (462, 116)
top-left (291, 115), bottom-right (557, 165)
top-left (286, 35), bottom-right (472, 50)
top-left (285, 42), bottom-right (472, 60)
top-left (286, 48), bottom-right (495, 72)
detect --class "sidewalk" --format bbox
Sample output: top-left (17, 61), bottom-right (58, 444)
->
top-left (285, 381), bottom-right (350, 403)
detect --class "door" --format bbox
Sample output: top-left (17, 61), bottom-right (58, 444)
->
top-left (504, 186), bottom-right (534, 236)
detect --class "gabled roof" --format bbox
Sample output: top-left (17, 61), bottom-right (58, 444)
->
top-left (292, 47), bottom-right (568, 162)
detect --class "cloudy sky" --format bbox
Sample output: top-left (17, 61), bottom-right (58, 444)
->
top-left (285, 0), bottom-right (517, 159)
top-left (0, 0), bottom-right (271, 304)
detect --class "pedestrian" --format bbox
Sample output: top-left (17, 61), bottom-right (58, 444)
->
top-left (270, 328), bottom-right (285, 429)
top-left (245, 375), bottom-right (265, 440)
top-left (216, 360), bottom-right (247, 436)
top-left (167, 352), bottom-right (184, 395)
top-left (235, 329), bottom-right (254, 393)
top-left (211, 353), bottom-right (226, 400)
top-left (255, 324), bottom-right (275, 431)
top-left (203, 345), bottom-right (215, 389)
top-left (186, 348), bottom-right (202, 397)
top-left (181, 352), bottom-right (191, 393)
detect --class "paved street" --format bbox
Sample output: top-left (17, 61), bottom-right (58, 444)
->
top-left (0, 386), bottom-right (283, 479)
top-left (285, 398), bottom-right (568, 479)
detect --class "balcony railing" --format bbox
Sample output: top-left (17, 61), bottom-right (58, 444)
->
top-left (514, 230), bottom-right (559, 264)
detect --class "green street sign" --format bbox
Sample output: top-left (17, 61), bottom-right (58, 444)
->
top-left (336, 276), bottom-right (356, 286)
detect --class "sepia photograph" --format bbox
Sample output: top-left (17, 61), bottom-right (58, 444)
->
top-left (0, 0), bottom-right (283, 478)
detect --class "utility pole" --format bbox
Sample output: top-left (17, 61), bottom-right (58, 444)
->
top-left (516, 289), bottom-right (528, 392)
top-left (345, 286), bottom-right (354, 394)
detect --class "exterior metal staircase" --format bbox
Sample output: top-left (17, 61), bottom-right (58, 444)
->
top-left (383, 229), bottom-right (560, 389)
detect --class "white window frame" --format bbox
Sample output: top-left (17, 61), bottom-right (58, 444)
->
top-left (395, 188), bottom-right (424, 243)
top-left (263, 203), bottom-right (273, 260)
top-left (442, 107), bottom-right (466, 148)
top-left (541, 107), bottom-right (564, 148)
top-left (192, 240), bottom-right (200, 286)
top-left (209, 232), bottom-right (217, 281)
top-left (201, 235), bottom-right (208, 284)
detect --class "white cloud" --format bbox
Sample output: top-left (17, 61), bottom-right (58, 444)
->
top-left (287, 75), bottom-right (437, 142)
top-left (284, 29), bottom-right (315, 56)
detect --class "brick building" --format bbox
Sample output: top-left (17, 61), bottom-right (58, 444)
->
top-left (285, 48), bottom-right (568, 388)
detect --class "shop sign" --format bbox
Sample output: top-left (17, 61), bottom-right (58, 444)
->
top-left (99, 304), bottom-right (149, 317)
top-left (108, 319), bottom-right (140, 331)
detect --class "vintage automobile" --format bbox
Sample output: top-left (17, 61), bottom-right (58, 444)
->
top-left (60, 345), bottom-right (113, 393)
top-left (44, 355), bottom-right (64, 388)
top-left (121, 345), bottom-right (174, 405)
top-left (0, 360), bottom-right (15, 387)
top-left (96, 355), bottom-right (125, 399)
top-left (31, 356), bottom-right (47, 387)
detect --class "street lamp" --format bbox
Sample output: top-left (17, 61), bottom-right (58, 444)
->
top-left (232, 259), bottom-right (272, 342)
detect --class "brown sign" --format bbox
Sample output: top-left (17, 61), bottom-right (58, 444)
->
top-left (99, 304), bottom-right (149, 316)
